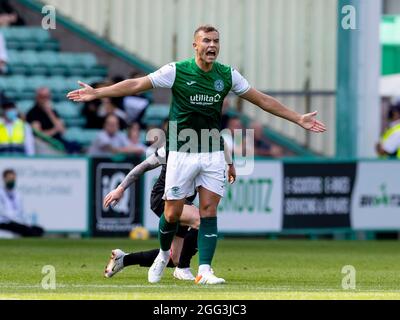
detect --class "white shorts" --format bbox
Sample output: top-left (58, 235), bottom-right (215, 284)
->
top-left (164, 151), bottom-right (226, 200)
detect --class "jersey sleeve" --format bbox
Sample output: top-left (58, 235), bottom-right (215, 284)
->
top-left (148, 63), bottom-right (176, 89)
top-left (231, 68), bottom-right (251, 95)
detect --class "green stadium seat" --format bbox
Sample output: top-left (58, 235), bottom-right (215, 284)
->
top-left (29, 27), bottom-right (51, 42)
top-left (84, 76), bottom-right (104, 85)
top-left (25, 75), bottom-right (46, 91)
top-left (64, 118), bottom-right (86, 127)
top-left (37, 51), bottom-right (65, 75)
top-left (64, 127), bottom-right (100, 146)
top-left (74, 53), bottom-right (106, 77)
top-left (16, 100), bottom-right (34, 115)
top-left (2, 75), bottom-right (26, 98)
top-left (78, 53), bottom-right (97, 68)
top-left (57, 53), bottom-right (86, 76)
top-left (142, 104), bottom-right (170, 126)
top-left (65, 76), bottom-right (82, 92)
top-left (6, 50), bottom-right (27, 75)
top-left (1, 27), bottom-right (59, 51)
top-left (54, 101), bottom-right (82, 119)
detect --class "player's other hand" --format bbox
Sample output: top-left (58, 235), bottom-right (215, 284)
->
top-left (66, 81), bottom-right (96, 102)
top-left (227, 164), bottom-right (236, 184)
top-left (103, 186), bottom-right (124, 209)
top-left (298, 111), bottom-right (326, 133)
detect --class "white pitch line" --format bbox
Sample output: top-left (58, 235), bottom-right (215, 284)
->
top-left (1, 284), bottom-right (400, 293)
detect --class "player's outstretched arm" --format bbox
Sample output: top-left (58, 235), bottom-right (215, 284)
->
top-left (103, 152), bottom-right (163, 208)
top-left (67, 76), bottom-right (153, 102)
top-left (240, 88), bottom-right (326, 133)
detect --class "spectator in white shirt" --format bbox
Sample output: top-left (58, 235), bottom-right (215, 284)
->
top-left (115, 122), bottom-right (147, 156)
top-left (88, 114), bottom-right (131, 156)
top-left (0, 169), bottom-right (44, 237)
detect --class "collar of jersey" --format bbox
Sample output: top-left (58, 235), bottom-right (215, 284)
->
top-left (191, 57), bottom-right (216, 74)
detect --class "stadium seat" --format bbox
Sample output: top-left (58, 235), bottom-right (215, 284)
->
top-left (1, 27), bottom-right (59, 51)
top-left (37, 51), bottom-right (65, 75)
top-left (64, 127), bottom-right (100, 146)
top-left (2, 75), bottom-right (28, 100)
top-left (6, 50), bottom-right (27, 75)
top-left (16, 100), bottom-right (34, 115)
top-left (20, 50), bottom-right (47, 75)
top-left (54, 101), bottom-right (82, 119)
top-left (142, 104), bottom-right (170, 126)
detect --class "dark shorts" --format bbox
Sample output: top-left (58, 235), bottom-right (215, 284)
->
top-left (150, 165), bottom-right (197, 217)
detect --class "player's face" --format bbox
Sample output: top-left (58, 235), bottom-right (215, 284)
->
top-left (194, 31), bottom-right (220, 64)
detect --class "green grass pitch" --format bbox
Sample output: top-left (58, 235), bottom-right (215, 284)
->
top-left (0, 238), bottom-right (399, 300)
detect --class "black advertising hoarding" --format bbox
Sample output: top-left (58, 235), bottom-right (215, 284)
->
top-left (91, 157), bottom-right (142, 236)
top-left (283, 162), bottom-right (356, 229)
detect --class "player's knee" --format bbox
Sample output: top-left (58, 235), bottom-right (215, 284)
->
top-left (164, 211), bottom-right (179, 223)
top-left (200, 203), bottom-right (218, 217)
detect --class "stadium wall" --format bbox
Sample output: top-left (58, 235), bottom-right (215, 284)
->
top-left (1, 156), bottom-right (399, 238)
top-left (35, 0), bottom-right (338, 156)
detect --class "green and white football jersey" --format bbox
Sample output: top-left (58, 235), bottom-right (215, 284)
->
top-left (149, 57), bottom-right (250, 152)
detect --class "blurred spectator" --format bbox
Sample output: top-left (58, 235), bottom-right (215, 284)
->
top-left (0, 32), bottom-right (7, 74)
top-left (88, 114), bottom-right (131, 156)
top-left (26, 88), bottom-right (81, 154)
top-left (222, 115), bottom-right (247, 157)
top-left (0, 0), bottom-right (25, 26)
top-left (110, 75), bottom-right (125, 110)
top-left (0, 99), bottom-right (35, 156)
top-left (82, 99), bottom-right (103, 129)
top-left (98, 97), bottom-right (128, 130)
top-left (116, 122), bottom-right (147, 156)
top-left (0, 91), bottom-right (8, 107)
top-left (220, 97), bottom-right (231, 130)
top-left (250, 121), bottom-right (283, 157)
top-left (144, 118), bottom-right (169, 156)
top-left (122, 71), bottom-right (150, 125)
top-left (81, 82), bottom-right (103, 129)
top-left (0, 169), bottom-right (44, 237)
top-left (376, 103), bottom-right (400, 159)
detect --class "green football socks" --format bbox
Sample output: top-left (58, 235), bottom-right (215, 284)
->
top-left (198, 217), bottom-right (218, 266)
top-left (158, 213), bottom-right (178, 251)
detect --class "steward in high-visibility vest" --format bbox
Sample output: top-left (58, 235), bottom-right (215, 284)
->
top-left (0, 118), bottom-right (25, 154)
top-left (376, 105), bottom-right (400, 159)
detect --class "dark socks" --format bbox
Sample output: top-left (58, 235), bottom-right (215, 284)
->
top-left (178, 228), bottom-right (198, 268)
top-left (123, 249), bottom-right (175, 268)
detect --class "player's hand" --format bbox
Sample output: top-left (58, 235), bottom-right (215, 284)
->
top-left (66, 81), bottom-right (97, 102)
top-left (298, 111), bottom-right (326, 133)
top-left (103, 186), bottom-right (124, 209)
top-left (227, 164), bottom-right (236, 184)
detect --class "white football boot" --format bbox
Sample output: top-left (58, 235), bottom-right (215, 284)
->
top-left (148, 251), bottom-right (169, 283)
top-left (195, 271), bottom-right (225, 285)
top-left (173, 267), bottom-right (195, 281)
top-left (104, 249), bottom-right (126, 278)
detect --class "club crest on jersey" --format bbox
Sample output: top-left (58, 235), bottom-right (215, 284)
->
top-left (214, 79), bottom-right (224, 92)
top-left (171, 186), bottom-right (180, 197)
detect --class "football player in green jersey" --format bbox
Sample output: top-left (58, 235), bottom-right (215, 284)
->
top-left (67, 25), bottom-right (326, 285)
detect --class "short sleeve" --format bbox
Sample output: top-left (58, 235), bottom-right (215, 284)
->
top-left (231, 68), bottom-right (250, 95)
top-left (148, 63), bottom-right (176, 89)
top-left (382, 131), bottom-right (400, 154)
